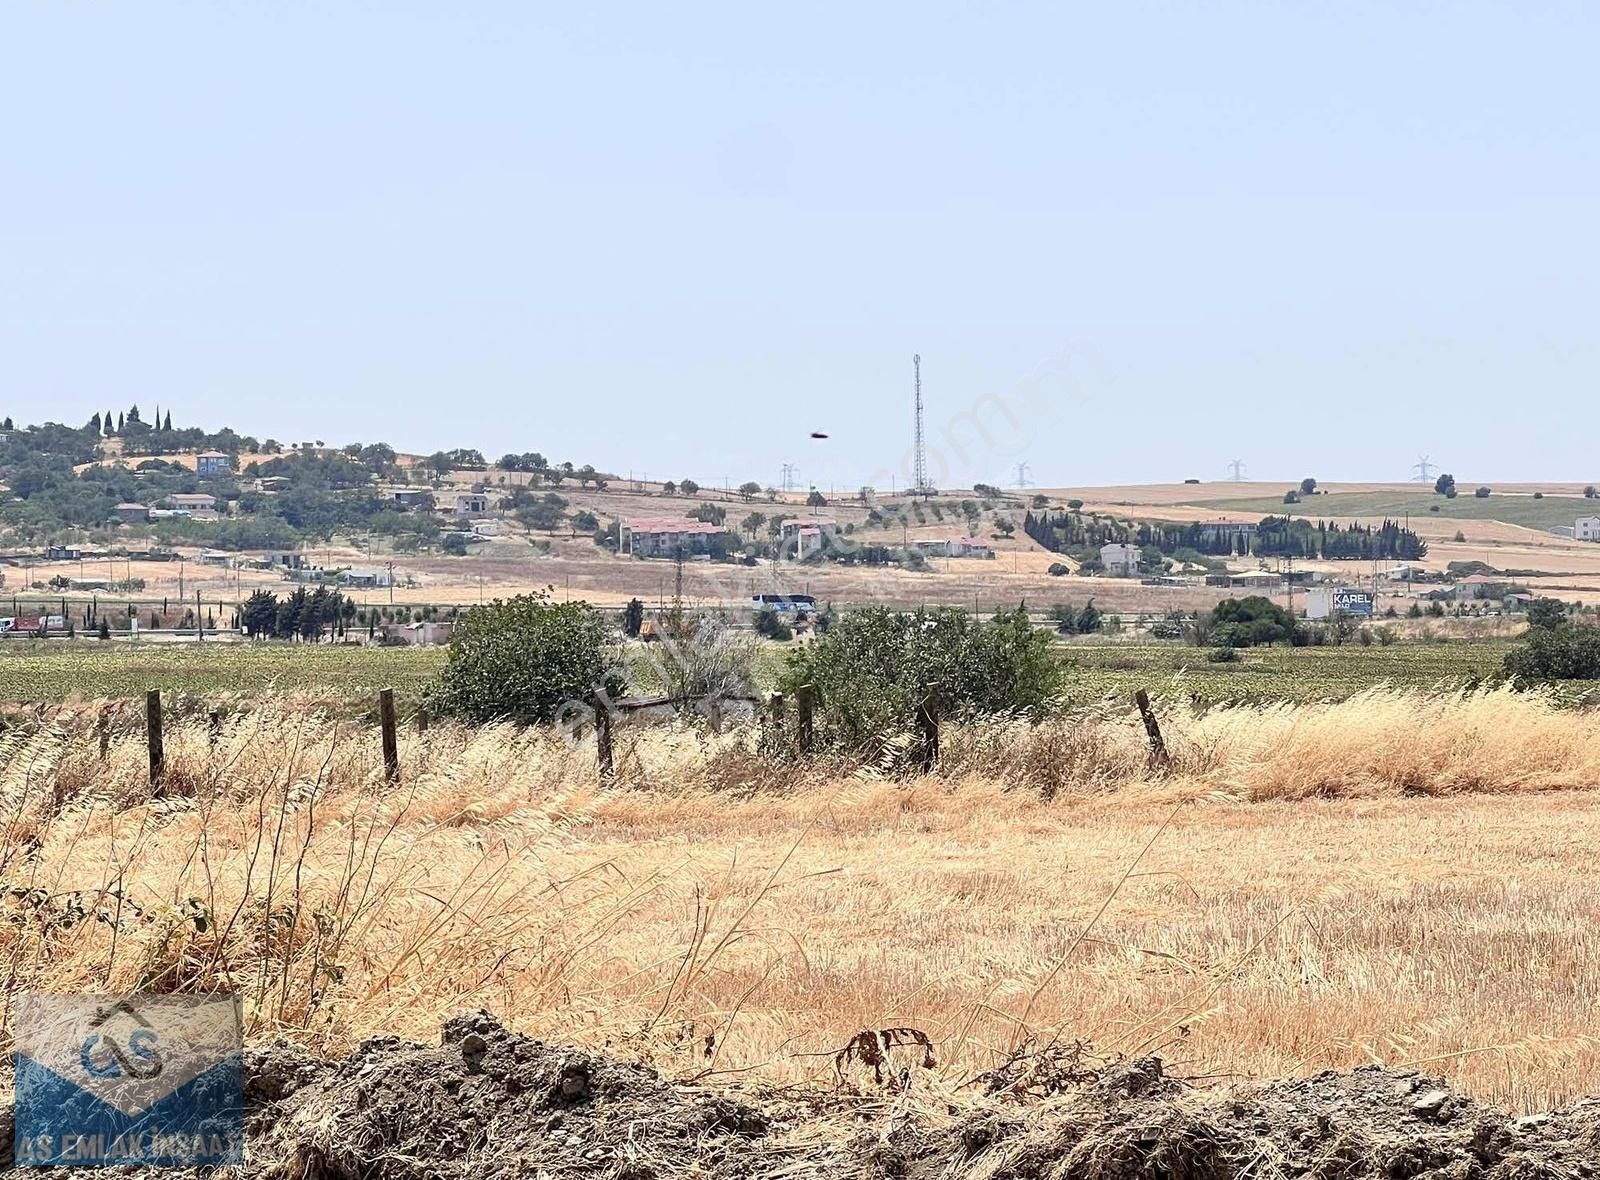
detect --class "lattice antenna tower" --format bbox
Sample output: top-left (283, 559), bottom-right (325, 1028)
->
top-left (911, 354), bottom-right (934, 496)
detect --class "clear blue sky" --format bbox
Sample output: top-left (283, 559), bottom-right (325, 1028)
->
top-left (3, 3), bottom-right (1595, 490)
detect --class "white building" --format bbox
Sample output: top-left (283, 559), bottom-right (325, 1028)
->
top-left (779, 517), bottom-right (838, 558)
top-left (1100, 543), bottom-right (1142, 577)
top-left (1576, 516), bottom-right (1600, 542)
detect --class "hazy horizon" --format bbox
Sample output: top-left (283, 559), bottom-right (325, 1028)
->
top-left (5, 4), bottom-right (1596, 490)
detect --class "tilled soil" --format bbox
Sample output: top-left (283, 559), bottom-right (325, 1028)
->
top-left (5, 1013), bottom-right (1597, 1178)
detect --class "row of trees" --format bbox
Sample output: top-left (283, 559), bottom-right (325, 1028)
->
top-left (1023, 510), bottom-right (1427, 562)
top-left (240, 587), bottom-right (356, 641)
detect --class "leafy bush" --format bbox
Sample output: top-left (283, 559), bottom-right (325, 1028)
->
top-left (1204, 596), bottom-right (1297, 648)
top-left (1504, 623), bottom-right (1600, 681)
top-left (1526, 598), bottom-right (1570, 631)
top-left (1049, 601), bottom-right (1101, 635)
top-left (779, 606), bottom-right (1061, 751)
top-left (427, 590), bottom-right (620, 723)
top-left (753, 607), bottom-right (793, 641)
top-left (1046, 562), bottom-right (1069, 577)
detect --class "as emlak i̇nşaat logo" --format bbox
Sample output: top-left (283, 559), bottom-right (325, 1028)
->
top-left (12, 993), bottom-right (243, 1167)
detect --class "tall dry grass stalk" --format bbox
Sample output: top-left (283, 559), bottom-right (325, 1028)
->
top-left (1, 685), bottom-right (1597, 1111)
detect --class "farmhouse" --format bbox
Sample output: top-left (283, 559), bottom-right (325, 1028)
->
top-left (1100, 543), bottom-right (1142, 577)
top-left (913, 536), bottom-right (995, 559)
top-left (779, 517), bottom-right (838, 558)
top-left (341, 567), bottom-right (395, 589)
top-left (163, 493), bottom-right (217, 512)
top-left (452, 491), bottom-right (489, 517)
top-left (113, 502), bottom-right (150, 524)
top-left (383, 487), bottom-right (434, 509)
top-left (622, 516), bottom-right (724, 558)
top-left (195, 450), bottom-right (232, 476)
top-left (1576, 516), bottom-right (1600, 542)
top-left (1454, 573), bottom-right (1507, 601)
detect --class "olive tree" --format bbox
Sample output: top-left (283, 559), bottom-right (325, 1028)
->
top-left (780, 605), bottom-right (1061, 752)
top-left (426, 590), bottom-right (621, 723)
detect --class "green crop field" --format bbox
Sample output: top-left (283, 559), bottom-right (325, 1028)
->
top-left (1193, 489), bottom-right (1591, 531)
top-left (0, 636), bottom-right (1567, 712)
top-left (1058, 640), bottom-right (1522, 705)
top-left (0, 642), bottom-right (445, 706)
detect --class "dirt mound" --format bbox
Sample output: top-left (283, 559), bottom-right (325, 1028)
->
top-left (6, 1015), bottom-right (1598, 1177)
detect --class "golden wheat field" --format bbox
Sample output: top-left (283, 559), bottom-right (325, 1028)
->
top-left (3, 686), bottom-right (1599, 1113)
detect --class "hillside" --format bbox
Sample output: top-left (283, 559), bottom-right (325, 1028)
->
top-left (5, 413), bottom-right (1600, 615)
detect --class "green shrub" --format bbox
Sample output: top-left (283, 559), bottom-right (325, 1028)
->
top-left (779, 606), bottom-right (1061, 751)
top-left (426, 590), bottom-right (620, 723)
top-left (1204, 596), bottom-right (1297, 648)
top-left (1504, 623), bottom-right (1600, 681)
top-left (753, 607), bottom-right (793, 641)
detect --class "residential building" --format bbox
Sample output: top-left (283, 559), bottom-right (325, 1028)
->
top-left (779, 517), bottom-right (838, 558)
top-left (195, 450), bottom-right (232, 477)
top-left (452, 491), bottom-right (489, 517)
top-left (113, 502), bottom-right (150, 524)
top-left (198, 549), bottom-right (232, 566)
top-left (382, 486), bottom-right (435, 509)
top-left (1576, 516), bottom-right (1600, 542)
top-left (163, 493), bottom-right (217, 512)
top-left (1100, 543), bottom-right (1142, 577)
top-left (1454, 574), bottom-right (1506, 601)
top-left (622, 517), bottom-right (725, 557)
top-left (953, 536), bottom-right (994, 559)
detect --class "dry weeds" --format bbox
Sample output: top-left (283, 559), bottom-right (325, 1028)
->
top-left (1, 685), bottom-right (1598, 1112)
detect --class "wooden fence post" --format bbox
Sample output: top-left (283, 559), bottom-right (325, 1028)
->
top-left (590, 695), bottom-right (614, 783)
top-left (1134, 689), bottom-right (1171, 772)
top-left (915, 691), bottom-right (939, 774)
top-left (796, 684), bottom-right (814, 755)
top-left (378, 689), bottom-right (400, 783)
top-left (764, 691), bottom-right (786, 754)
top-left (145, 690), bottom-right (164, 785)
top-left (416, 704), bottom-right (429, 734)
top-left (98, 706), bottom-right (111, 762)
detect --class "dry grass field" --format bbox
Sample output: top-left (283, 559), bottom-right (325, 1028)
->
top-left (5, 685), bottom-right (1599, 1115)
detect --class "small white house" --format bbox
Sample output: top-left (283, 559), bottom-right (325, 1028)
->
top-left (1576, 516), bottom-right (1600, 542)
top-left (1100, 543), bottom-right (1142, 578)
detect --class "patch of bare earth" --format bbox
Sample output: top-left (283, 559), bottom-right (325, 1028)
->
top-left (6, 1014), bottom-right (1595, 1178)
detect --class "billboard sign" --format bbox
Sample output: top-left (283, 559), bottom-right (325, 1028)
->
top-left (1332, 589), bottom-right (1376, 618)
